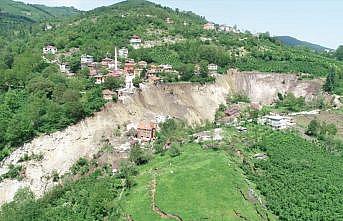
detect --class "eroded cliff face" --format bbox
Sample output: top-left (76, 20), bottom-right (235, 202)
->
top-left (0, 71), bottom-right (322, 205)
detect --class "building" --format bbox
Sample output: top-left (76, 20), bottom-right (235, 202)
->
top-left (138, 61), bottom-right (148, 69)
top-left (45, 24), bottom-right (53, 31)
top-left (165, 17), bottom-right (174, 24)
top-left (102, 89), bottom-right (116, 100)
top-left (130, 35), bottom-right (142, 49)
top-left (160, 64), bottom-right (173, 72)
top-left (94, 74), bottom-right (105, 84)
top-left (124, 59), bottom-right (135, 74)
top-left (203, 22), bottom-right (215, 30)
top-left (208, 64), bottom-right (218, 72)
top-left (81, 55), bottom-right (94, 67)
top-left (118, 47), bottom-right (129, 59)
top-left (43, 45), bottom-right (57, 54)
top-left (59, 63), bottom-right (70, 73)
top-left (224, 105), bottom-right (240, 118)
top-left (219, 24), bottom-right (234, 32)
top-left (262, 115), bottom-right (294, 130)
top-left (101, 57), bottom-right (113, 67)
top-left (137, 121), bottom-right (157, 142)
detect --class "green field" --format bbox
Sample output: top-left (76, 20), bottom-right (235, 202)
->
top-left (123, 144), bottom-right (266, 221)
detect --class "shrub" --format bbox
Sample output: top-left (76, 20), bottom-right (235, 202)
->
top-left (169, 143), bottom-right (181, 157)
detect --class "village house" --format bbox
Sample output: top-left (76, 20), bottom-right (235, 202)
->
top-left (159, 64), bottom-right (173, 72)
top-left (59, 63), bottom-right (70, 73)
top-left (208, 63), bottom-right (218, 76)
top-left (134, 68), bottom-right (143, 77)
top-left (165, 17), bottom-right (174, 24)
top-left (138, 61), bottom-right (148, 69)
top-left (148, 75), bottom-right (161, 84)
top-left (94, 74), bottom-right (105, 84)
top-left (43, 45), bottom-right (57, 54)
top-left (118, 47), bottom-right (129, 59)
top-left (137, 121), bottom-right (157, 142)
top-left (101, 57), bottom-right (113, 67)
top-left (219, 24), bottom-right (235, 32)
top-left (107, 69), bottom-right (122, 78)
top-left (81, 55), bottom-right (94, 68)
top-left (108, 60), bottom-right (121, 70)
top-left (262, 115), bottom-right (294, 130)
top-left (44, 24), bottom-right (53, 31)
top-left (124, 59), bottom-right (135, 74)
top-left (203, 22), bottom-right (215, 30)
top-left (130, 35), bottom-right (142, 49)
top-left (102, 89), bottom-right (116, 101)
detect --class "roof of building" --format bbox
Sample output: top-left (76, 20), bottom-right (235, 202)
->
top-left (137, 121), bottom-right (157, 130)
top-left (102, 89), bottom-right (116, 95)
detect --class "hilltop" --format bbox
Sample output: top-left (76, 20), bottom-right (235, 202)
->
top-left (0, 0), bottom-right (79, 21)
top-left (275, 35), bottom-right (332, 52)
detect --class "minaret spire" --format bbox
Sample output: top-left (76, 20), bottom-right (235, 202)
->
top-left (114, 47), bottom-right (118, 71)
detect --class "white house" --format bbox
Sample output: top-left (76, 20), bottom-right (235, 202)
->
top-left (118, 47), bottom-right (129, 59)
top-left (262, 115), bottom-right (294, 130)
top-left (43, 45), bottom-right (57, 54)
top-left (130, 35), bottom-right (142, 49)
top-left (81, 55), bottom-right (94, 65)
top-left (208, 63), bottom-right (218, 72)
top-left (59, 63), bottom-right (70, 73)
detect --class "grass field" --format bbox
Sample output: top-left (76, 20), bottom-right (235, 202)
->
top-left (122, 143), bottom-right (266, 221)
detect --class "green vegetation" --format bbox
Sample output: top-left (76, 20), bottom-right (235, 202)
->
top-left (275, 93), bottom-right (306, 112)
top-left (241, 126), bottom-right (343, 220)
top-left (0, 164), bottom-right (23, 181)
top-left (0, 170), bottom-right (122, 221)
top-left (306, 119), bottom-right (337, 138)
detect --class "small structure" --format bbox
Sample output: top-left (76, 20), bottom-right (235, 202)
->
top-left (81, 54), bottom-right (94, 68)
top-left (118, 47), bottom-right (129, 59)
top-left (203, 22), bottom-right (215, 30)
top-left (165, 17), bottom-right (174, 24)
top-left (102, 89), bottom-right (116, 101)
top-left (208, 63), bottom-right (218, 72)
top-left (94, 74), bottom-right (105, 84)
top-left (137, 121), bottom-right (157, 142)
top-left (225, 105), bottom-right (240, 118)
top-left (262, 115), bottom-right (294, 130)
top-left (43, 45), bottom-right (57, 54)
top-left (44, 24), bottom-right (53, 31)
top-left (130, 35), bottom-right (142, 49)
top-left (160, 64), bottom-right (173, 72)
top-left (148, 75), bottom-right (161, 84)
top-left (254, 153), bottom-right (268, 160)
top-left (101, 57), bottom-right (113, 67)
top-left (124, 59), bottom-right (135, 74)
top-left (193, 128), bottom-right (223, 143)
top-left (59, 63), bottom-right (70, 73)
top-left (138, 61), bottom-right (148, 69)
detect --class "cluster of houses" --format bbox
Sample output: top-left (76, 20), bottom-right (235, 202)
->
top-left (203, 22), bottom-right (240, 33)
top-left (216, 102), bottom-right (295, 130)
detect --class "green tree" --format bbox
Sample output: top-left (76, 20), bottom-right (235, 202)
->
top-left (323, 71), bottom-right (336, 93)
top-left (335, 45), bottom-right (343, 61)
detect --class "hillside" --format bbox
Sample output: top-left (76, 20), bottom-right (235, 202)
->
top-left (275, 36), bottom-right (332, 52)
top-left (0, 1), bottom-right (343, 220)
top-left (0, 0), bottom-right (79, 21)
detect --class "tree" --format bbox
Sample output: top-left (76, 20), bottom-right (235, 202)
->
top-left (129, 144), bottom-right (151, 165)
top-left (306, 119), bottom-right (320, 136)
top-left (103, 77), bottom-right (124, 91)
top-left (323, 71), bottom-right (336, 93)
top-left (335, 45), bottom-right (343, 61)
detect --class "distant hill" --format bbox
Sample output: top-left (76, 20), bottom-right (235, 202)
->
top-left (0, 0), bottom-right (79, 22)
top-left (275, 36), bottom-right (332, 52)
